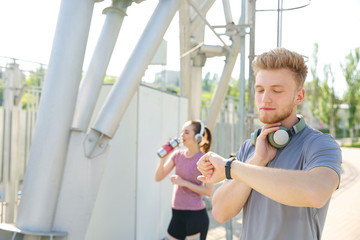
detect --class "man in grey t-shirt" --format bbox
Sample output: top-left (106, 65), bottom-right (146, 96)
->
top-left (196, 48), bottom-right (342, 240)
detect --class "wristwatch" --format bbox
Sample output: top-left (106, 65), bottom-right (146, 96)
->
top-left (225, 157), bottom-right (236, 180)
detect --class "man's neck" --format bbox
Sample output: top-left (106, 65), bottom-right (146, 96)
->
top-left (281, 114), bottom-right (300, 129)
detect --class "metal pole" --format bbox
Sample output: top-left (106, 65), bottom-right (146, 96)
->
top-left (72, 0), bottom-right (130, 132)
top-left (277, 0), bottom-right (283, 47)
top-left (225, 220), bottom-right (233, 240)
top-left (238, 0), bottom-right (247, 144)
top-left (188, 0), bottom-right (234, 55)
top-left (246, 0), bottom-right (256, 138)
top-left (189, 0), bottom-right (216, 34)
top-left (222, 0), bottom-right (233, 24)
top-left (16, 0), bottom-right (95, 231)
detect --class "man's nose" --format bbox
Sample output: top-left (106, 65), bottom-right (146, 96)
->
top-left (262, 90), bottom-right (272, 102)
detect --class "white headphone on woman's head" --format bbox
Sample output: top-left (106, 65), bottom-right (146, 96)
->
top-left (194, 121), bottom-right (205, 143)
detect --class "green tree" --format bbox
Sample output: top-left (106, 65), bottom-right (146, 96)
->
top-left (22, 67), bottom-right (45, 109)
top-left (317, 64), bottom-right (340, 137)
top-left (25, 67), bottom-right (45, 86)
top-left (104, 75), bottom-right (116, 84)
top-left (341, 48), bottom-right (360, 143)
top-left (202, 72), bottom-right (218, 93)
top-left (226, 77), bottom-right (239, 98)
top-left (306, 43), bottom-right (341, 138)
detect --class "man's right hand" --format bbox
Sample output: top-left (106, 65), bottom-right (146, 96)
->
top-left (197, 152), bottom-right (227, 183)
top-left (252, 123), bottom-right (281, 166)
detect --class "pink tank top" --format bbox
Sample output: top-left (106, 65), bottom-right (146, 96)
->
top-left (171, 149), bottom-right (206, 210)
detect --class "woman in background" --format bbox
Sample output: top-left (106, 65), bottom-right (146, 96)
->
top-left (155, 120), bottom-right (213, 240)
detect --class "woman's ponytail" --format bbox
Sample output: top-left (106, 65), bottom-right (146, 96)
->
top-left (200, 126), bottom-right (212, 153)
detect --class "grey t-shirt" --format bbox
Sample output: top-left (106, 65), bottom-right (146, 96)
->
top-left (237, 125), bottom-right (342, 240)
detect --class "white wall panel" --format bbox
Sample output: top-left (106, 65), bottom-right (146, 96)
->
top-left (86, 85), bottom-right (187, 240)
top-left (86, 86), bottom-right (138, 240)
top-left (137, 87), bottom-right (171, 240)
top-left (158, 90), bottom-right (184, 238)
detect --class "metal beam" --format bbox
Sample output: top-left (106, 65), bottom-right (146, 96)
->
top-left (84, 0), bottom-right (181, 158)
top-left (187, 0), bottom-right (234, 55)
top-left (206, 27), bottom-right (242, 131)
top-left (72, 1), bottom-right (130, 132)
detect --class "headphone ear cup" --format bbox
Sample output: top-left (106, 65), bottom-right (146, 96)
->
top-left (194, 133), bottom-right (203, 143)
top-left (267, 126), bottom-right (290, 148)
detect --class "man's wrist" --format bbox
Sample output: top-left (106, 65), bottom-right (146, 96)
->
top-left (248, 156), bottom-right (268, 167)
top-left (225, 157), bottom-right (236, 179)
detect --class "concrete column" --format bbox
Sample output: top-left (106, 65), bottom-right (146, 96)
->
top-left (2, 63), bottom-right (23, 223)
top-left (179, 1), bottom-right (191, 98)
top-left (16, 0), bottom-right (95, 231)
top-left (189, 54), bottom-right (206, 120)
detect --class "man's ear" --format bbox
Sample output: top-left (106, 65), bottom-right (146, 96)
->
top-left (295, 88), bottom-right (305, 105)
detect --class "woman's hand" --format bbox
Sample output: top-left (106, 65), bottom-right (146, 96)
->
top-left (170, 175), bottom-right (186, 186)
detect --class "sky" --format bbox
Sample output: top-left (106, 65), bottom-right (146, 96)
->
top-left (0, 0), bottom-right (360, 97)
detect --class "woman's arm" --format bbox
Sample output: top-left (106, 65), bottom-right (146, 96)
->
top-left (155, 156), bottom-right (175, 182)
top-left (171, 175), bottom-right (214, 197)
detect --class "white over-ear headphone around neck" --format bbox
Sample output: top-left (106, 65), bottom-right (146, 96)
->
top-left (251, 115), bottom-right (306, 149)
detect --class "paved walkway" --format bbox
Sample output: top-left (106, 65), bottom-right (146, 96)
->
top-left (206, 147), bottom-right (360, 240)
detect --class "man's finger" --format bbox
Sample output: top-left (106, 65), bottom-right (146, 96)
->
top-left (197, 175), bottom-right (208, 183)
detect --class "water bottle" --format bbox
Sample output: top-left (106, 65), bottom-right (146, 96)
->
top-left (157, 138), bottom-right (180, 158)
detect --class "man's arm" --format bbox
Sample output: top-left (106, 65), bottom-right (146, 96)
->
top-left (211, 180), bottom-right (251, 223)
top-left (198, 124), bottom-right (281, 222)
top-left (211, 156), bottom-right (268, 223)
top-left (198, 124), bottom-right (339, 221)
top-left (230, 161), bottom-right (339, 208)
top-left (198, 152), bottom-right (339, 209)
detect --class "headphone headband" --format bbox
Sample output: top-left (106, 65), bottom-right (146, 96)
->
top-left (288, 115), bottom-right (306, 137)
top-left (199, 121), bottom-right (205, 136)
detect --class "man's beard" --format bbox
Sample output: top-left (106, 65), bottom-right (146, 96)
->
top-left (258, 103), bottom-right (294, 124)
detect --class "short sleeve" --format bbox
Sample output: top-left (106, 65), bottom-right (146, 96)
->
top-left (304, 134), bottom-right (342, 179)
top-left (236, 139), bottom-right (254, 163)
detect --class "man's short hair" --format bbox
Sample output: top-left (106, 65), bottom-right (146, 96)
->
top-left (252, 48), bottom-right (308, 88)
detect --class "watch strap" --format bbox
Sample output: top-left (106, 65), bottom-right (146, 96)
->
top-left (225, 157), bottom-right (236, 180)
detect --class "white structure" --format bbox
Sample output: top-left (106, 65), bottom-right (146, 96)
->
top-left (0, 0), bottom-right (253, 239)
